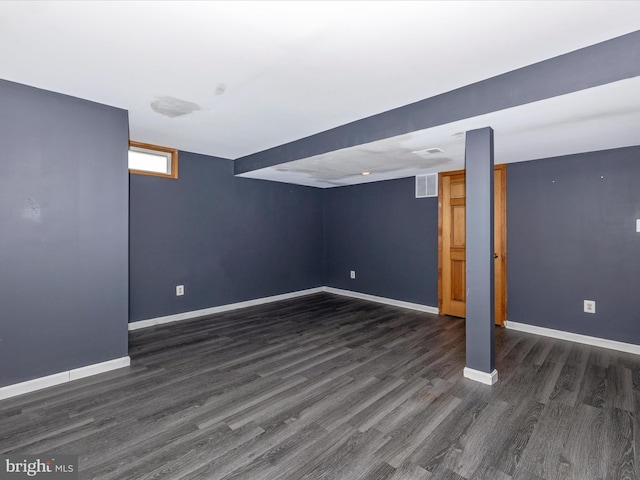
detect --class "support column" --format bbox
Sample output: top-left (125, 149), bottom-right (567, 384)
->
top-left (464, 127), bottom-right (497, 385)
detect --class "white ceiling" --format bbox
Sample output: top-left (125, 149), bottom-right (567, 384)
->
top-left (240, 77), bottom-right (640, 187)
top-left (1, 1), bottom-right (639, 186)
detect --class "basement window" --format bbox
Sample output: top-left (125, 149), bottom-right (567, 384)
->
top-left (128, 141), bottom-right (178, 179)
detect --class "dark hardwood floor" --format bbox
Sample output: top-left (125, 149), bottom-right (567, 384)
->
top-left (1, 293), bottom-right (638, 479)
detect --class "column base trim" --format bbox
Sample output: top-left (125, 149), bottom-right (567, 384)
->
top-left (463, 367), bottom-right (498, 385)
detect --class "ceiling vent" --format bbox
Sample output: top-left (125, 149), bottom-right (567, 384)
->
top-left (411, 147), bottom-right (444, 158)
top-left (416, 173), bottom-right (438, 198)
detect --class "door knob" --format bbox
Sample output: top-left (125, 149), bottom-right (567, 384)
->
top-left (494, 253), bottom-right (499, 259)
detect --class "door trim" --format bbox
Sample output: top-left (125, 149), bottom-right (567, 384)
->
top-left (438, 164), bottom-right (507, 325)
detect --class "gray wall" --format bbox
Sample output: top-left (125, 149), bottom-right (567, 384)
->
top-left (129, 151), bottom-right (324, 322)
top-left (322, 146), bottom-right (640, 346)
top-left (0, 80), bottom-right (129, 387)
top-left (507, 146), bottom-right (640, 344)
top-left (323, 177), bottom-right (438, 306)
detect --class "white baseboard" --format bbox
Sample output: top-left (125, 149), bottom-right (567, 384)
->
top-left (0, 356), bottom-right (130, 401)
top-left (69, 356), bottom-right (131, 381)
top-left (129, 286), bottom-right (438, 332)
top-left (463, 367), bottom-right (498, 385)
top-left (128, 287), bottom-right (325, 331)
top-left (323, 287), bottom-right (439, 314)
top-left (505, 320), bottom-right (640, 355)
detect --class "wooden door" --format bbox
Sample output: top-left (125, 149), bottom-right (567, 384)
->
top-left (438, 165), bottom-right (507, 325)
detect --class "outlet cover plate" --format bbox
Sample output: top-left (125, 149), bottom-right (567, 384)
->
top-left (176, 285), bottom-right (184, 296)
top-left (584, 300), bottom-right (595, 314)
top-left (350, 270), bottom-right (356, 279)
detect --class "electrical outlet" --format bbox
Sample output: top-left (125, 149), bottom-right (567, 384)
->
top-left (176, 285), bottom-right (184, 296)
top-left (584, 300), bottom-right (595, 314)
top-left (350, 270), bottom-right (356, 279)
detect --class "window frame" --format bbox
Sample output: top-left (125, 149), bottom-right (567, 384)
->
top-left (128, 140), bottom-right (179, 179)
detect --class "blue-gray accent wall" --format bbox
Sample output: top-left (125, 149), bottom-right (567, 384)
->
top-left (323, 177), bottom-right (438, 306)
top-left (0, 80), bottom-right (129, 388)
top-left (322, 145), bottom-right (640, 346)
top-left (129, 151), bottom-right (324, 322)
top-left (507, 146), bottom-right (640, 344)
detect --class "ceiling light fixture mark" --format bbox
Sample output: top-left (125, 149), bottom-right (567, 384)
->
top-left (151, 96), bottom-right (201, 118)
top-left (411, 147), bottom-right (444, 158)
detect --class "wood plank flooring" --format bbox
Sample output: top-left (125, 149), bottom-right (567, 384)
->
top-left (1, 293), bottom-right (638, 479)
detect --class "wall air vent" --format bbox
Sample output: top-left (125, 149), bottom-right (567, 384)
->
top-left (416, 173), bottom-right (438, 198)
